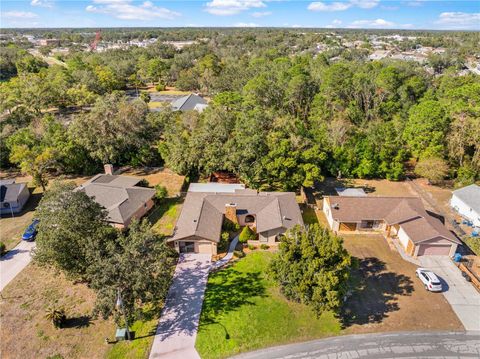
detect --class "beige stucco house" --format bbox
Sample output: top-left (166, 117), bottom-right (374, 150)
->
top-left (323, 196), bottom-right (460, 257)
top-left (169, 183), bottom-right (304, 255)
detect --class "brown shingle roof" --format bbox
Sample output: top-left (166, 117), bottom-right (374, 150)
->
top-left (171, 189), bottom-right (304, 242)
top-left (326, 196), bottom-right (459, 244)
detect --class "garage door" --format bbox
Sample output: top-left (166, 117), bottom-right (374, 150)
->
top-left (417, 244), bottom-right (451, 256)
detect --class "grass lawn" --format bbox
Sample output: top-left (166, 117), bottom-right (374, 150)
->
top-left (120, 167), bottom-right (185, 196)
top-left (195, 252), bottom-right (341, 359)
top-left (148, 197), bottom-right (183, 236)
top-left (0, 264), bottom-right (114, 358)
top-left (106, 307), bottom-right (159, 359)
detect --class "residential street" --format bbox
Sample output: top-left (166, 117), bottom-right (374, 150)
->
top-left (419, 256), bottom-right (480, 331)
top-left (231, 331), bottom-right (480, 359)
top-left (149, 253), bottom-right (211, 359)
top-left (0, 241), bottom-right (35, 292)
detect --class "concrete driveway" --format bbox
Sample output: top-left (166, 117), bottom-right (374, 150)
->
top-left (149, 253), bottom-right (211, 359)
top-left (419, 256), bottom-right (480, 331)
top-left (0, 241), bottom-right (35, 291)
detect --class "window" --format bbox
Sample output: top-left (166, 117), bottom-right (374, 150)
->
top-left (245, 214), bottom-right (255, 223)
top-left (364, 220), bottom-right (374, 228)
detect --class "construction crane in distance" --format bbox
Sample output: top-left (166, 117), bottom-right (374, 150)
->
top-left (89, 30), bottom-right (102, 52)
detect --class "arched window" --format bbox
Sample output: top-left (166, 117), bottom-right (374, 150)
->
top-left (245, 214), bottom-right (255, 223)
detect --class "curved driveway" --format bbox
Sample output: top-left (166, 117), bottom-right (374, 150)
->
top-left (231, 331), bottom-right (480, 359)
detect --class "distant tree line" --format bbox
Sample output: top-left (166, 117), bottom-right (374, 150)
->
top-left (1, 29), bottom-right (479, 190)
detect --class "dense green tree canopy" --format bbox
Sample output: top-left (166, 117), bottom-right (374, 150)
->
top-left (270, 224), bottom-right (352, 316)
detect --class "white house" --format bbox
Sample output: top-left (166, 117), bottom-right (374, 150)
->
top-left (450, 184), bottom-right (480, 227)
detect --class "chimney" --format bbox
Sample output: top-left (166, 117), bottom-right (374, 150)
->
top-left (225, 203), bottom-right (238, 224)
top-left (104, 164), bottom-right (114, 175)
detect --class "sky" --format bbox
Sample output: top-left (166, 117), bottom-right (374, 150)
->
top-left (1, 0), bottom-right (479, 30)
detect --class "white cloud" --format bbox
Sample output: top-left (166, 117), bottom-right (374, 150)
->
top-left (324, 19), bottom-right (342, 28)
top-left (332, 19), bottom-right (342, 25)
top-left (30, 0), bottom-right (54, 8)
top-left (234, 22), bottom-right (259, 27)
top-left (308, 2), bottom-right (351, 12)
top-left (2, 11), bottom-right (38, 19)
top-left (406, 1), bottom-right (424, 7)
top-left (86, 0), bottom-right (180, 20)
top-left (350, 0), bottom-right (379, 9)
top-left (436, 12), bottom-right (480, 28)
top-left (308, 0), bottom-right (379, 12)
top-left (251, 11), bottom-right (271, 17)
top-left (205, 0), bottom-right (266, 16)
top-left (349, 18), bottom-right (395, 28)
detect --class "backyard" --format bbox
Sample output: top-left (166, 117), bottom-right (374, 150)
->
top-left (195, 251), bottom-right (342, 359)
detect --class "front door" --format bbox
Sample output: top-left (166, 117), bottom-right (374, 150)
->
top-left (179, 241), bottom-right (196, 253)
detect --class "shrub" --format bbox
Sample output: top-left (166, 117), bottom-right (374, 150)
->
top-left (155, 185), bottom-right (168, 200)
top-left (414, 157), bottom-right (449, 184)
top-left (260, 244), bottom-right (269, 250)
top-left (239, 226), bottom-right (256, 243)
top-left (248, 244), bottom-right (255, 250)
top-left (140, 91), bottom-right (151, 103)
top-left (0, 242), bottom-right (5, 256)
top-left (45, 307), bottom-right (66, 329)
top-left (137, 179), bottom-right (150, 187)
top-left (222, 218), bottom-right (240, 232)
top-left (155, 83), bottom-right (166, 91)
top-left (234, 250), bottom-right (245, 258)
top-left (218, 231), bottom-right (230, 252)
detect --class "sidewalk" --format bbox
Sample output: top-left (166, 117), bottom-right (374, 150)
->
top-left (0, 241), bottom-right (35, 291)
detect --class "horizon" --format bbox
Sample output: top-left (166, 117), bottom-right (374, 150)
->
top-left (1, 0), bottom-right (479, 30)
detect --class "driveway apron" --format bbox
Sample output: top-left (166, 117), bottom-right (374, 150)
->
top-left (419, 255), bottom-right (480, 331)
top-left (0, 241), bottom-right (35, 291)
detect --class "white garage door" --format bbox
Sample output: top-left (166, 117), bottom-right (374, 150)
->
top-left (417, 244), bottom-right (451, 256)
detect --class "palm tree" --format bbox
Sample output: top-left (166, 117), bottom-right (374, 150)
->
top-left (45, 306), bottom-right (66, 328)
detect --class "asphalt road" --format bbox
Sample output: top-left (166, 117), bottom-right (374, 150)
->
top-left (231, 331), bottom-right (480, 359)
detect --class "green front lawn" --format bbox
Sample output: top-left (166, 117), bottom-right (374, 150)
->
top-left (148, 198), bottom-right (183, 236)
top-left (195, 252), bottom-right (341, 359)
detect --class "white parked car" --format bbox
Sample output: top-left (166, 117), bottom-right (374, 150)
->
top-left (416, 268), bottom-right (443, 292)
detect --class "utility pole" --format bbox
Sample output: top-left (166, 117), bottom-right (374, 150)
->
top-left (116, 288), bottom-right (131, 341)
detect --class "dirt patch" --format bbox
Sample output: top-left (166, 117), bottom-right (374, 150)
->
top-left (120, 167), bottom-right (185, 196)
top-left (0, 264), bottom-right (113, 359)
top-left (341, 234), bottom-right (463, 333)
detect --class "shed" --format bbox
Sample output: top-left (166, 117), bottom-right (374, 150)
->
top-left (450, 184), bottom-right (480, 227)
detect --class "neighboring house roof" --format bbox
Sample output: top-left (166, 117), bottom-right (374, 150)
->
top-left (76, 174), bottom-right (155, 225)
top-left (325, 196), bottom-right (459, 244)
top-left (172, 187), bottom-right (304, 243)
top-left (335, 187), bottom-right (367, 197)
top-left (452, 184), bottom-right (480, 214)
top-left (0, 180), bottom-right (27, 203)
top-left (171, 94), bottom-right (208, 111)
top-left (188, 183), bottom-right (245, 193)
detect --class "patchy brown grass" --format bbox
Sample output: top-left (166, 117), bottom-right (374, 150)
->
top-left (0, 264), bottom-right (114, 359)
top-left (149, 197), bottom-right (183, 236)
top-left (341, 234), bottom-right (463, 333)
top-left (120, 167), bottom-right (185, 196)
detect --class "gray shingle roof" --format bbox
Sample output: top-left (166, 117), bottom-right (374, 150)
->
top-left (0, 182), bottom-right (27, 203)
top-left (172, 189), bottom-right (304, 243)
top-left (452, 184), bottom-right (480, 214)
top-left (171, 94), bottom-right (207, 111)
top-left (76, 174), bottom-right (155, 224)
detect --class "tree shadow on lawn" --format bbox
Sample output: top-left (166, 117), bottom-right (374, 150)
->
top-left (200, 268), bottom-right (267, 325)
top-left (63, 315), bottom-right (93, 329)
top-left (341, 257), bottom-right (414, 328)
